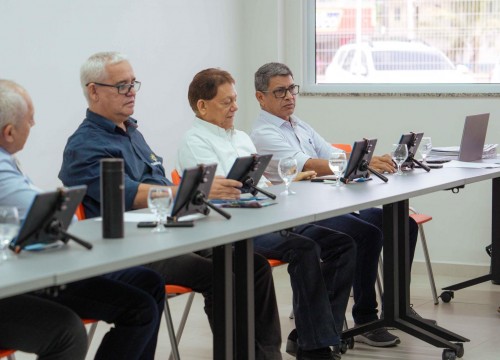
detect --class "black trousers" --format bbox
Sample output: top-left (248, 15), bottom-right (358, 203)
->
top-left (146, 251), bottom-right (282, 360)
top-left (0, 294), bottom-right (88, 360)
top-left (35, 267), bottom-right (165, 360)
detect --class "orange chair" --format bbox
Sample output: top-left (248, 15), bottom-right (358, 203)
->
top-left (0, 350), bottom-right (15, 359)
top-left (409, 207), bottom-right (438, 304)
top-left (164, 285), bottom-right (195, 360)
top-left (81, 319), bottom-right (99, 350)
top-left (267, 258), bottom-right (295, 319)
top-left (332, 143), bottom-right (352, 155)
top-left (75, 203), bottom-right (86, 221)
top-left (374, 210), bottom-right (437, 305)
top-left (171, 169), bottom-right (181, 186)
top-left (267, 258), bottom-right (286, 268)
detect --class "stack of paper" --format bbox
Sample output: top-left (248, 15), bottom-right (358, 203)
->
top-left (429, 144), bottom-right (498, 161)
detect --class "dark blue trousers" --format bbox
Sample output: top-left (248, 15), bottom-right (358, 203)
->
top-left (253, 224), bottom-right (356, 351)
top-left (315, 207), bottom-right (418, 325)
top-left (36, 266), bottom-right (165, 360)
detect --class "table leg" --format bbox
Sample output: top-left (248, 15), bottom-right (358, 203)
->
top-left (235, 239), bottom-right (255, 360)
top-left (441, 177), bottom-right (500, 292)
top-left (213, 244), bottom-right (233, 359)
top-left (343, 200), bottom-right (468, 356)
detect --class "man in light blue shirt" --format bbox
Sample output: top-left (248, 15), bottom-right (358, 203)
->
top-left (251, 63), bottom-right (420, 348)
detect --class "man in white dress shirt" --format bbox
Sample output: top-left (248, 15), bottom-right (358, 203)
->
top-left (177, 68), bottom-right (357, 360)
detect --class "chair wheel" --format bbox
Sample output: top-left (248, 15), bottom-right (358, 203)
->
top-left (347, 337), bottom-right (354, 349)
top-left (440, 291), bottom-right (454, 303)
top-left (454, 343), bottom-right (464, 358)
top-left (442, 349), bottom-right (457, 360)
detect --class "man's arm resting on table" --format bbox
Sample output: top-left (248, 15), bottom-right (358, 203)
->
top-left (303, 158), bottom-right (332, 177)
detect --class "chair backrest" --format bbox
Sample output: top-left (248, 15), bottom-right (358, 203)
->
top-left (171, 169), bottom-right (181, 186)
top-left (332, 143), bottom-right (352, 153)
top-left (75, 203), bottom-right (86, 221)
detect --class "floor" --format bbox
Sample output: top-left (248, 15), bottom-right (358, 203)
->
top-left (13, 264), bottom-right (500, 359)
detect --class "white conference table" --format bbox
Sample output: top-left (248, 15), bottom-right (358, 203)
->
top-left (1, 165), bottom-right (499, 359)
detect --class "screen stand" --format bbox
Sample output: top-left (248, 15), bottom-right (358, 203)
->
top-left (359, 160), bottom-right (389, 182)
top-left (243, 177), bottom-right (276, 200)
top-left (409, 155), bottom-right (431, 172)
top-left (193, 191), bottom-right (232, 220)
top-left (48, 219), bottom-right (93, 250)
top-left (165, 190), bottom-right (232, 227)
top-left (406, 132), bottom-right (431, 172)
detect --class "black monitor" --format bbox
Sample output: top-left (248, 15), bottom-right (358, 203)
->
top-left (341, 138), bottom-right (388, 183)
top-left (10, 185), bottom-right (92, 253)
top-left (398, 132), bottom-right (430, 172)
top-left (167, 163), bottom-right (230, 226)
top-left (226, 154), bottom-right (276, 199)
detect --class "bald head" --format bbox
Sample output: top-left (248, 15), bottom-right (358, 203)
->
top-left (0, 80), bottom-right (35, 154)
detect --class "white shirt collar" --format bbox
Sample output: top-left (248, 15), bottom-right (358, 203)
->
top-left (193, 117), bottom-right (235, 138)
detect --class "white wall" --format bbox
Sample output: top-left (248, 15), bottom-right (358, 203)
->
top-left (239, 0), bottom-right (500, 268)
top-left (1, 0), bottom-right (498, 268)
top-left (0, 0), bottom-right (242, 189)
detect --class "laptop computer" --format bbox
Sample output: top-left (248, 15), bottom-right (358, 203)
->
top-left (428, 113), bottom-right (490, 163)
top-left (458, 113), bottom-right (490, 161)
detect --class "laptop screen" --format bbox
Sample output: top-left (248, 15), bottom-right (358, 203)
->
top-left (458, 113), bottom-right (489, 162)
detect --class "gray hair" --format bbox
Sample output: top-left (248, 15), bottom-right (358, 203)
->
top-left (254, 62), bottom-right (294, 92)
top-left (80, 51), bottom-right (128, 103)
top-left (0, 79), bottom-right (28, 129)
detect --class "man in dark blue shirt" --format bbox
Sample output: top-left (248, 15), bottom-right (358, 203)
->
top-left (59, 51), bottom-right (283, 360)
top-left (59, 109), bottom-right (172, 218)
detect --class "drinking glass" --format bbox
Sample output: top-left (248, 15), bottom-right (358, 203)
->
top-left (419, 137), bottom-right (432, 164)
top-left (328, 150), bottom-right (347, 187)
top-left (391, 144), bottom-right (409, 176)
top-left (278, 157), bottom-right (298, 196)
top-left (0, 206), bottom-right (20, 261)
top-left (147, 187), bottom-right (173, 232)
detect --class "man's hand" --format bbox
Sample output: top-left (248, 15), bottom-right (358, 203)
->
top-left (369, 154), bottom-right (396, 174)
top-left (209, 176), bottom-right (242, 199)
top-left (294, 170), bottom-right (317, 181)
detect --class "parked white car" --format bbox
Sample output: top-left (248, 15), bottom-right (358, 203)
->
top-left (324, 41), bottom-right (473, 83)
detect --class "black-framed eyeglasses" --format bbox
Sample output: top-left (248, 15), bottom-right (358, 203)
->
top-left (86, 81), bottom-right (141, 94)
top-left (262, 84), bottom-right (300, 99)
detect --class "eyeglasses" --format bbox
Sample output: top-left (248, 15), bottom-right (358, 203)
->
top-left (86, 81), bottom-right (141, 95)
top-left (262, 84), bottom-right (300, 99)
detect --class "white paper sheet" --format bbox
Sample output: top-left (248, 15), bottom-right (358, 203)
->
top-left (443, 160), bottom-right (500, 169)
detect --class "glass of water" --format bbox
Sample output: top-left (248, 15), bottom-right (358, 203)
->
top-left (278, 157), bottom-right (298, 196)
top-left (147, 187), bottom-right (173, 232)
top-left (419, 137), bottom-right (432, 164)
top-left (0, 206), bottom-right (20, 261)
top-left (328, 150), bottom-right (347, 187)
top-left (391, 144), bottom-right (409, 176)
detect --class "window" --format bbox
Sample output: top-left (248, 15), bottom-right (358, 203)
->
top-left (306, 0), bottom-right (500, 94)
